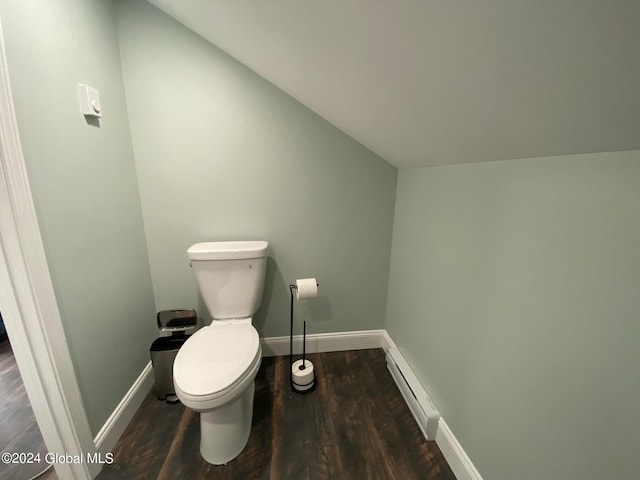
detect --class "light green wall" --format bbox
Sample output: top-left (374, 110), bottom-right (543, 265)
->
top-left (114, 0), bottom-right (397, 336)
top-left (386, 151), bottom-right (640, 480)
top-left (0, 0), bottom-right (157, 435)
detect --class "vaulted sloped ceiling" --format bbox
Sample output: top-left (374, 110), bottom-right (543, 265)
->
top-left (146, 0), bottom-right (640, 168)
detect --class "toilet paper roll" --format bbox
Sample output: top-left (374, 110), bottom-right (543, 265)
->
top-left (292, 359), bottom-right (315, 391)
top-left (296, 278), bottom-right (318, 300)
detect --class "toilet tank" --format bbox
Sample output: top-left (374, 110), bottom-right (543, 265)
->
top-left (187, 241), bottom-right (268, 320)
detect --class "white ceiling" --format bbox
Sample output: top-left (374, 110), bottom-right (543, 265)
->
top-left (146, 0), bottom-right (640, 168)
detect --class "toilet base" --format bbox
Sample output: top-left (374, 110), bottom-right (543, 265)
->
top-left (199, 381), bottom-right (255, 465)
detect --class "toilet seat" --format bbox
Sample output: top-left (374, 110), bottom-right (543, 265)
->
top-left (173, 323), bottom-right (261, 410)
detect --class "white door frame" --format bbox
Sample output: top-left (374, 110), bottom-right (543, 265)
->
top-left (0, 17), bottom-right (97, 480)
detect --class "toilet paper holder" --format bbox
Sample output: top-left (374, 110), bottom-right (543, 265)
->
top-left (289, 279), bottom-right (319, 393)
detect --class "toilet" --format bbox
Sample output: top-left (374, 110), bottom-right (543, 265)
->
top-left (173, 240), bottom-right (268, 465)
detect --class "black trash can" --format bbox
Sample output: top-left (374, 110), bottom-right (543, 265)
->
top-left (149, 309), bottom-right (197, 401)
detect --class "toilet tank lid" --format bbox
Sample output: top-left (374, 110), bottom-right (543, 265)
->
top-left (187, 241), bottom-right (269, 260)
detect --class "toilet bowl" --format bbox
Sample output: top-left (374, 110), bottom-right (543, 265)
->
top-left (173, 322), bottom-right (261, 464)
top-left (173, 240), bottom-right (268, 465)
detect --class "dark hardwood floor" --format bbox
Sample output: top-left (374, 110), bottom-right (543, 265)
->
top-left (0, 339), bottom-right (56, 480)
top-left (98, 349), bottom-right (456, 480)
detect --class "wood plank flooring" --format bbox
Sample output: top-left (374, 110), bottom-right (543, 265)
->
top-left (0, 339), bottom-right (57, 480)
top-left (98, 349), bottom-right (456, 480)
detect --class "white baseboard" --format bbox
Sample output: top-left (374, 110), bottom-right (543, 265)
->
top-left (385, 347), bottom-right (440, 440)
top-left (435, 419), bottom-right (484, 480)
top-left (93, 361), bottom-right (154, 454)
top-left (383, 342), bottom-right (482, 480)
top-left (261, 329), bottom-right (394, 357)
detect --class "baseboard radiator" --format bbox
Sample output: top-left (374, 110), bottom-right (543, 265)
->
top-left (386, 347), bottom-right (440, 441)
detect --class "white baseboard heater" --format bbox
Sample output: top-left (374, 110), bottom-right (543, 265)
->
top-left (386, 347), bottom-right (440, 440)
